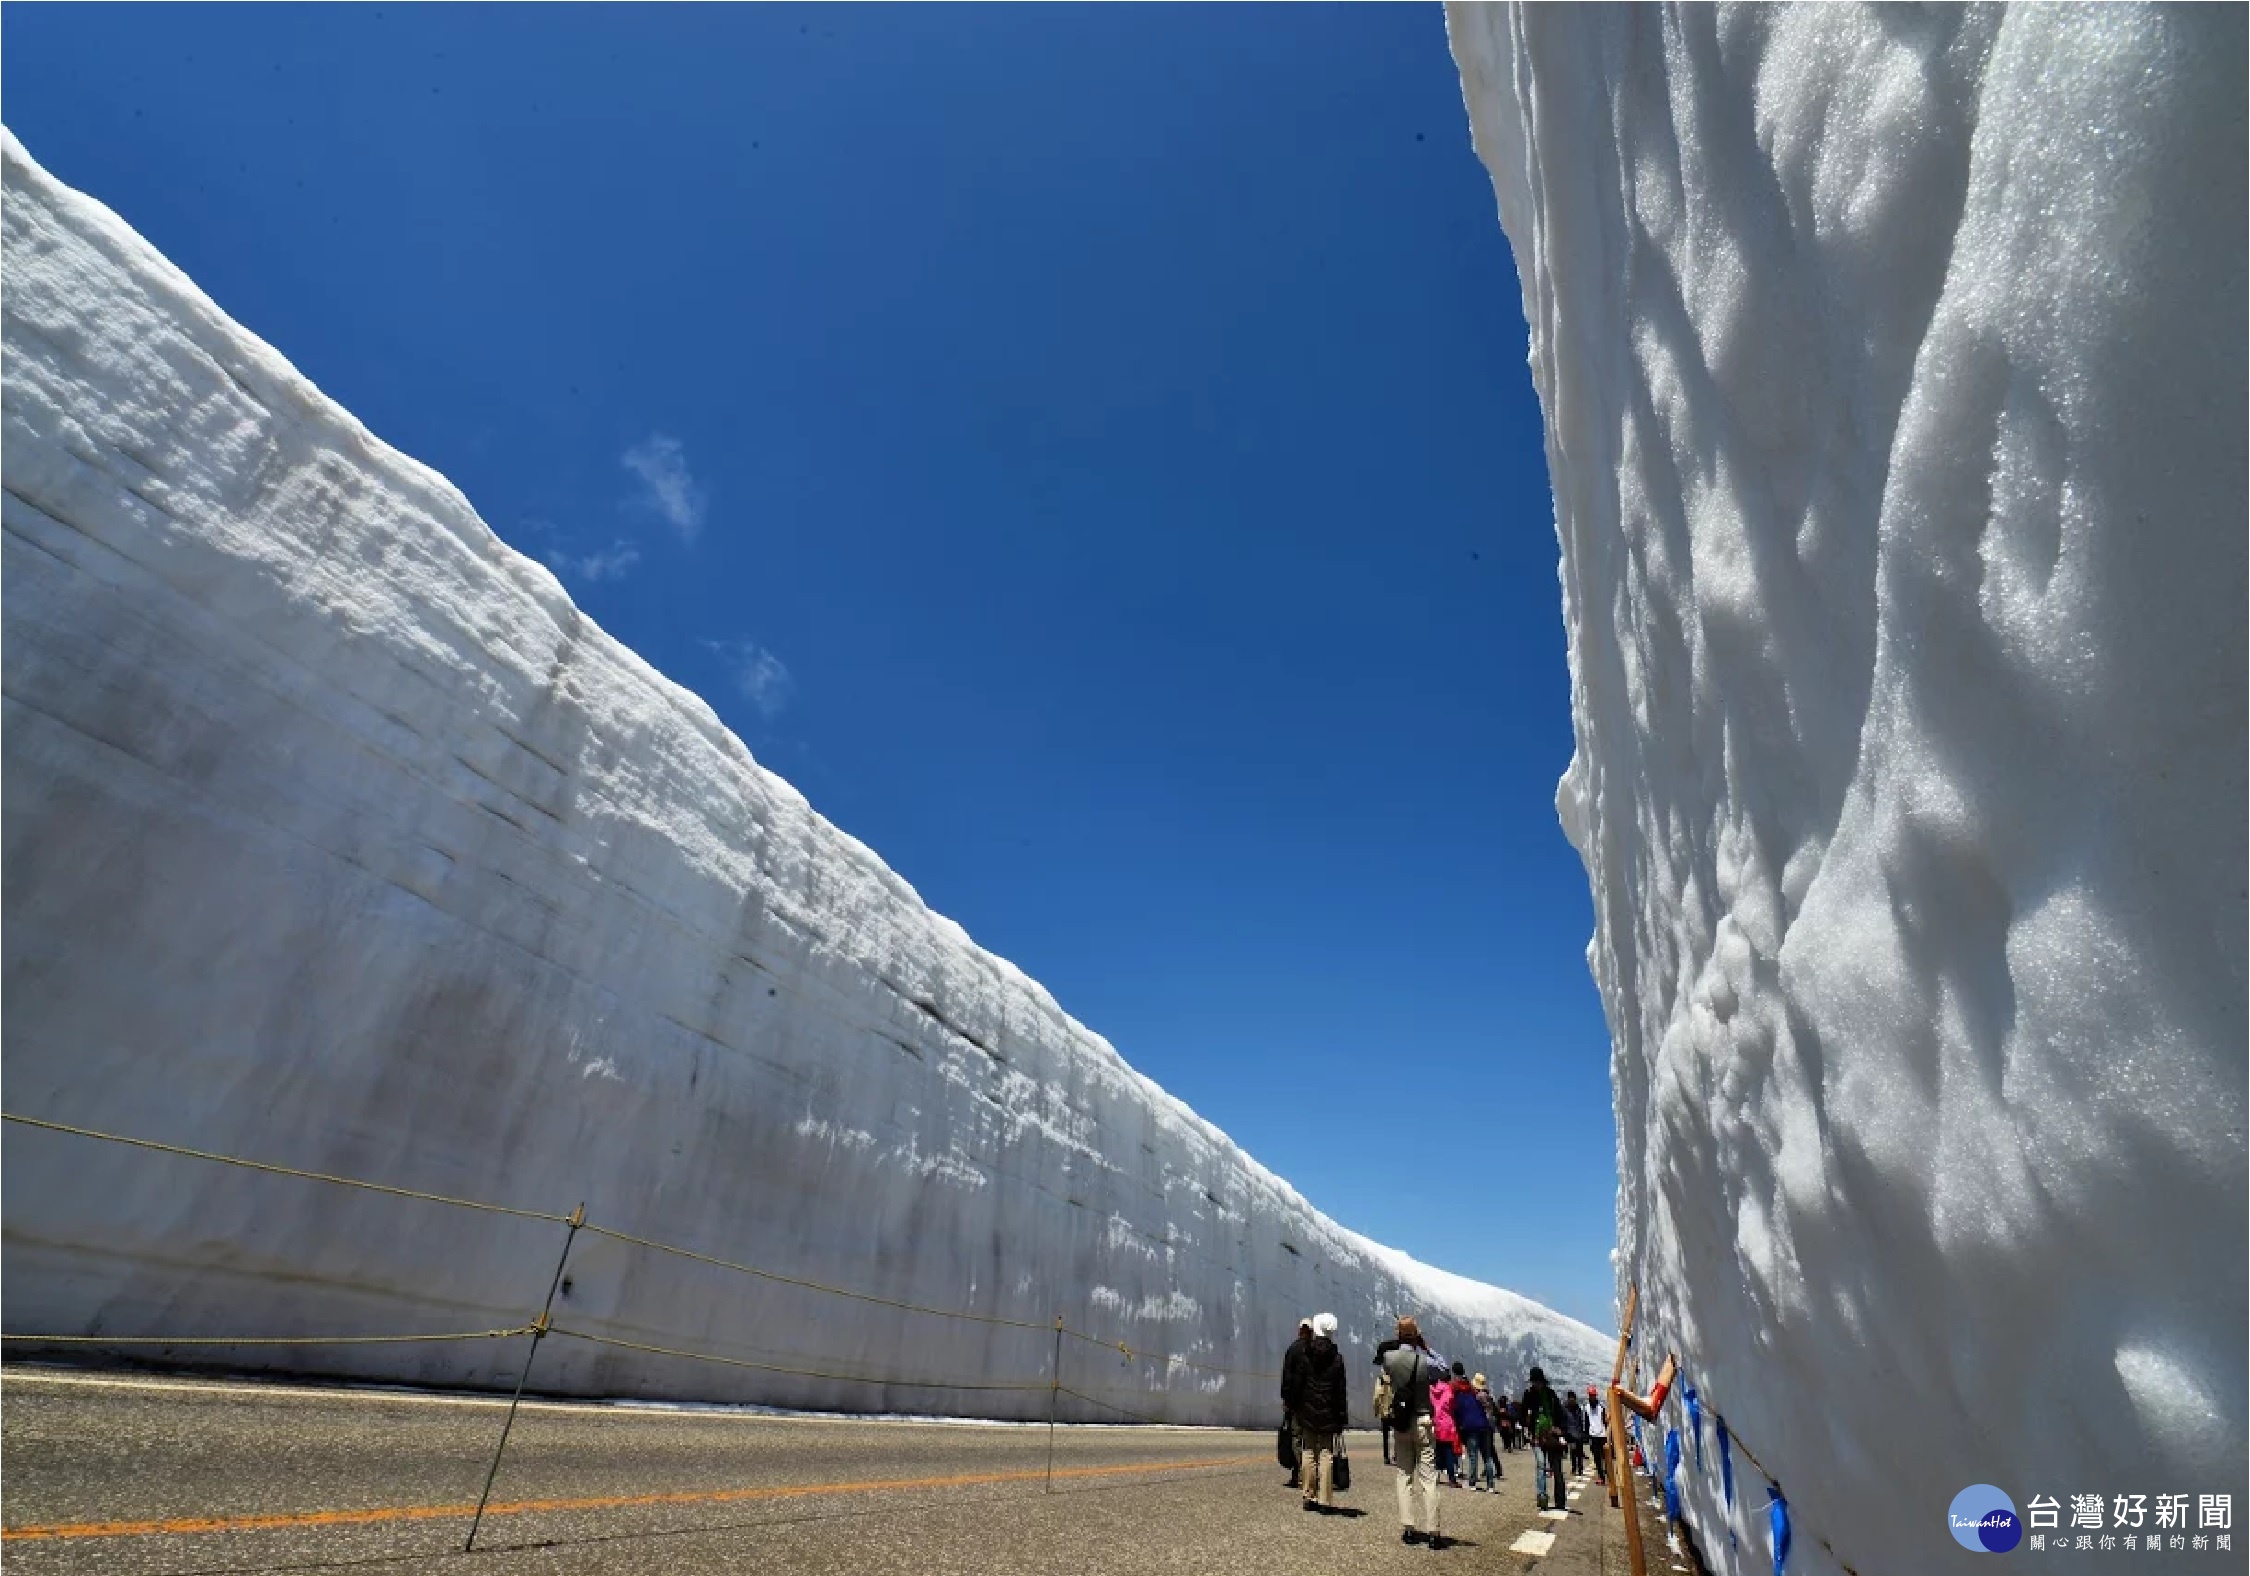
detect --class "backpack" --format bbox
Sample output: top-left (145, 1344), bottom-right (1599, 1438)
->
top-left (1530, 1388), bottom-right (1563, 1449)
top-left (1384, 1351), bottom-right (1423, 1430)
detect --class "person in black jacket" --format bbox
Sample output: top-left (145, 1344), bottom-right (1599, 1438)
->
top-left (1562, 1388), bottom-right (1589, 1478)
top-left (1280, 1318), bottom-right (1314, 1487)
top-left (1296, 1312), bottom-right (1351, 1511)
top-left (1522, 1366), bottom-right (1571, 1511)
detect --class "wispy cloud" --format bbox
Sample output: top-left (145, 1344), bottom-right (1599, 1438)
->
top-left (622, 434), bottom-right (708, 542)
top-left (705, 638), bottom-right (793, 719)
top-left (547, 540), bottom-right (643, 584)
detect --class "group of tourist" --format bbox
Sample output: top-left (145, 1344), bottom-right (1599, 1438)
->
top-left (1279, 1314), bottom-right (1612, 1550)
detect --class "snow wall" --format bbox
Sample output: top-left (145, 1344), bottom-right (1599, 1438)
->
top-left (0, 128), bottom-right (1611, 1422)
top-left (1449, 5), bottom-right (2246, 1572)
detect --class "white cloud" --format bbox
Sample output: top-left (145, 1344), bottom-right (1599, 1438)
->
top-left (547, 540), bottom-right (643, 584)
top-left (704, 638), bottom-right (793, 719)
top-left (622, 434), bottom-right (708, 541)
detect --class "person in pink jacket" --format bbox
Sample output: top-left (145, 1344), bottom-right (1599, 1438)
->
top-left (1428, 1370), bottom-right (1462, 1485)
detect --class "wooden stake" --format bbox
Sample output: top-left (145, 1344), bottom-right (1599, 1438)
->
top-left (1609, 1382), bottom-right (1648, 1576)
top-left (1605, 1285), bottom-right (1638, 1509)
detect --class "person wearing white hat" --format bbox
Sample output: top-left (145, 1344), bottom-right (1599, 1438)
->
top-left (1295, 1313), bottom-right (1350, 1512)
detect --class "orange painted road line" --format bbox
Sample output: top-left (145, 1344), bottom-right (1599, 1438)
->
top-left (0, 1453), bottom-right (1264, 1543)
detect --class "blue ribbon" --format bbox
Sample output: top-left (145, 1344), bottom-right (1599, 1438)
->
top-left (1770, 1487), bottom-right (1791, 1575)
top-left (1664, 1428), bottom-right (1682, 1521)
top-left (1685, 1384), bottom-right (1704, 1468)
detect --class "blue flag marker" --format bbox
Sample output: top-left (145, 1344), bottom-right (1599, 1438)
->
top-left (1664, 1427), bottom-right (1682, 1521)
top-left (1685, 1384), bottom-right (1704, 1469)
top-left (1771, 1487), bottom-right (1791, 1575)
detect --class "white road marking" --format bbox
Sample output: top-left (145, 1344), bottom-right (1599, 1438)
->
top-left (1540, 1507), bottom-right (1570, 1520)
top-left (1510, 1530), bottom-right (1558, 1555)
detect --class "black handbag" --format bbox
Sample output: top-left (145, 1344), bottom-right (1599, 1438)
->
top-left (1277, 1422), bottom-right (1299, 1470)
top-left (1332, 1438), bottom-right (1352, 1492)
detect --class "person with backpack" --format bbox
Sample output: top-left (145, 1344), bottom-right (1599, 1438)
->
top-left (1521, 1366), bottom-right (1571, 1512)
top-left (1585, 1384), bottom-right (1610, 1484)
top-left (1375, 1316), bottom-right (1448, 1548)
top-left (1373, 1364), bottom-right (1396, 1465)
top-left (1562, 1387), bottom-right (1590, 1478)
top-left (1280, 1318), bottom-right (1313, 1488)
top-left (1295, 1313), bottom-right (1350, 1512)
top-left (1457, 1371), bottom-right (1501, 1491)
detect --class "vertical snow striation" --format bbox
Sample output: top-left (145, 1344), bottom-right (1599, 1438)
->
top-left (0, 128), bottom-right (1611, 1420)
top-left (1450, 4), bottom-right (2246, 1571)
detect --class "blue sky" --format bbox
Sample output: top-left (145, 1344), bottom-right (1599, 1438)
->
top-left (5, 4), bottom-right (1618, 1331)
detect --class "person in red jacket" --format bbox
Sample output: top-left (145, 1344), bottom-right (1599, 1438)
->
top-left (1429, 1367), bottom-right (1461, 1486)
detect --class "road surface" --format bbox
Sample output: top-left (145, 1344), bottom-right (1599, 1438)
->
top-left (2, 1367), bottom-right (1643, 1574)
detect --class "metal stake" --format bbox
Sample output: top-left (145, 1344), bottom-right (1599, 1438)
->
top-left (465, 1202), bottom-right (583, 1553)
top-left (1044, 1315), bottom-right (1063, 1492)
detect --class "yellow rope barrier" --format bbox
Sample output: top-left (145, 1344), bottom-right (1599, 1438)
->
top-left (545, 1325), bottom-right (1053, 1393)
top-left (1, 1326), bottom-right (533, 1346)
top-left (1056, 1386), bottom-right (1170, 1425)
top-left (6, 1110), bottom-right (1278, 1391)
top-left (1, 1113), bottom-right (571, 1224)
top-left (577, 1223), bottom-right (1056, 1335)
top-left (1058, 1328), bottom-right (1278, 1379)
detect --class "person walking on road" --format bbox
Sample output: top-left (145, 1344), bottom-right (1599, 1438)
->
top-left (1280, 1318), bottom-right (1313, 1488)
top-left (1562, 1388), bottom-right (1589, 1479)
top-left (1373, 1362), bottom-right (1396, 1465)
top-left (1376, 1316), bottom-right (1448, 1549)
top-left (1428, 1365), bottom-right (1461, 1487)
top-left (1462, 1374), bottom-right (1503, 1490)
top-left (1296, 1313), bottom-right (1350, 1513)
top-left (1449, 1368), bottom-right (1485, 1485)
top-left (1522, 1366), bottom-right (1571, 1512)
top-left (1586, 1384), bottom-right (1610, 1484)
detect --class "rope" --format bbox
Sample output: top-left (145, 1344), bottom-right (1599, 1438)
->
top-left (1, 1113), bottom-right (571, 1224)
top-left (546, 1326), bottom-right (1052, 1393)
top-left (1059, 1329), bottom-right (1279, 1380)
top-left (1055, 1385), bottom-right (1181, 1427)
top-left (1, 1326), bottom-right (533, 1346)
top-left (3, 1111), bottom-right (1280, 1414)
top-left (1730, 1426), bottom-right (1774, 1481)
top-left (577, 1223), bottom-right (1056, 1335)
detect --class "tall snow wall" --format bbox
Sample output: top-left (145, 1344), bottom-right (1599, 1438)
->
top-left (0, 128), bottom-right (1611, 1422)
top-left (1449, 4), bottom-right (2246, 1571)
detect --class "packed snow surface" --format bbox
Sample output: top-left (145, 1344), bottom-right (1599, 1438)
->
top-left (0, 128), bottom-right (1610, 1423)
top-left (1449, 4), bottom-right (2245, 1572)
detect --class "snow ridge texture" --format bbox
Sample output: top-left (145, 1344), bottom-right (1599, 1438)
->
top-left (1448, 5), bottom-right (2245, 1572)
top-left (0, 127), bottom-right (1610, 1422)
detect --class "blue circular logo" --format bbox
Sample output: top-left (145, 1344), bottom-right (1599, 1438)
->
top-left (1949, 1485), bottom-right (2022, 1552)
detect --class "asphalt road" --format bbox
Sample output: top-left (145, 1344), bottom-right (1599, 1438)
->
top-left (2, 1367), bottom-right (1637, 1574)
